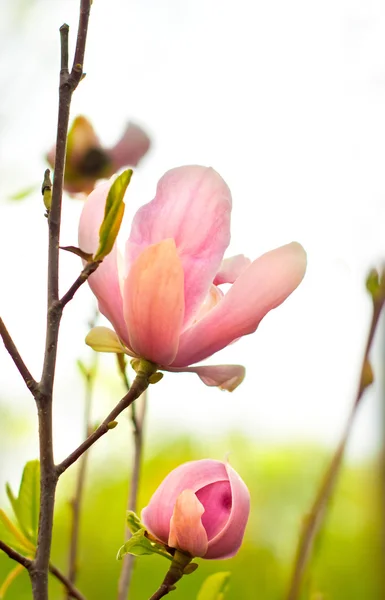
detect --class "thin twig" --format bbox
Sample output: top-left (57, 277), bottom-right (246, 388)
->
top-left (0, 540), bottom-right (32, 569)
top-left (31, 3), bottom-right (92, 599)
top-left (59, 261), bottom-right (101, 309)
top-left (49, 563), bottom-right (87, 600)
top-left (65, 326), bottom-right (98, 599)
top-left (56, 369), bottom-right (152, 476)
top-left (117, 355), bottom-right (148, 600)
top-left (0, 541), bottom-right (87, 599)
top-left (148, 551), bottom-right (191, 600)
top-left (286, 285), bottom-right (385, 600)
top-left (0, 318), bottom-right (37, 394)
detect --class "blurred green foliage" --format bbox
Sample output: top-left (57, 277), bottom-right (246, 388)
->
top-left (0, 436), bottom-right (382, 600)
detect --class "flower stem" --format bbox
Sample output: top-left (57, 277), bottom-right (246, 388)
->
top-left (286, 277), bottom-right (385, 600)
top-left (148, 551), bottom-right (192, 600)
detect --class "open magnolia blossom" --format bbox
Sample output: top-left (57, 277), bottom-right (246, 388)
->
top-left (79, 165), bottom-right (307, 391)
top-left (141, 459), bottom-right (250, 559)
top-left (48, 116), bottom-right (150, 196)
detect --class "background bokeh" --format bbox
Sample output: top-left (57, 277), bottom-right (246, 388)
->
top-left (0, 0), bottom-right (384, 598)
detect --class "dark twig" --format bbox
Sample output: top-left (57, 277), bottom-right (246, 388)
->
top-left (0, 540), bottom-right (32, 569)
top-left (56, 368), bottom-right (153, 476)
top-left (49, 563), bottom-right (87, 600)
top-left (117, 356), bottom-right (147, 600)
top-left (0, 318), bottom-right (37, 394)
top-left (286, 278), bottom-right (385, 600)
top-left (148, 551), bottom-right (192, 600)
top-left (59, 261), bottom-right (100, 309)
top-left (31, 3), bottom-right (92, 599)
top-left (0, 541), bottom-right (85, 600)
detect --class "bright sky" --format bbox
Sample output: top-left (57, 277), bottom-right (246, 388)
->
top-left (0, 0), bottom-right (385, 485)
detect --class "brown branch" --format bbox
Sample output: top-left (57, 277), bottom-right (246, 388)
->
top-left (59, 261), bottom-right (100, 309)
top-left (0, 541), bottom-right (86, 600)
top-left (0, 540), bottom-right (32, 569)
top-left (286, 283), bottom-right (385, 600)
top-left (31, 3), bottom-right (92, 600)
top-left (49, 563), bottom-right (87, 600)
top-left (0, 318), bottom-right (37, 395)
top-left (56, 368), bottom-right (152, 476)
top-left (148, 551), bottom-right (191, 600)
top-left (117, 357), bottom-right (147, 600)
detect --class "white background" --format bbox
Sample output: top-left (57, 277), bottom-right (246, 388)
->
top-left (0, 0), bottom-right (384, 489)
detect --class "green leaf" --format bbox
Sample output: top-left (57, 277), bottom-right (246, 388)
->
top-left (0, 510), bottom-right (33, 554)
top-left (6, 460), bottom-right (40, 544)
top-left (117, 528), bottom-right (172, 562)
top-left (126, 511), bottom-right (144, 535)
top-left (8, 185), bottom-right (38, 201)
top-left (197, 572), bottom-right (231, 600)
top-left (94, 169), bottom-right (132, 261)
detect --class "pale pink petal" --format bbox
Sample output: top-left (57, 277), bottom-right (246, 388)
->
top-left (168, 490), bottom-right (208, 557)
top-left (123, 239), bottom-right (184, 365)
top-left (141, 460), bottom-right (228, 544)
top-left (196, 481), bottom-right (232, 540)
top-left (193, 285), bottom-right (223, 323)
top-left (78, 180), bottom-right (128, 344)
top-left (108, 122), bottom-right (150, 169)
top-left (205, 463), bottom-right (250, 560)
top-left (165, 364), bottom-right (245, 391)
top-left (172, 242), bottom-right (307, 367)
top-left (214, 254), bottom-right (251, 285)
top-left (125, 166), bottom-right (232, 327)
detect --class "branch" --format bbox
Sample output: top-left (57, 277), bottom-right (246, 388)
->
top-left (0, 318), bottom-right (37, 395)
top-left (0, 540), bottom-right (32, 569)
top-left (49, 563), bottom-right (87, 600)
top-left (56, 367), bottom-right (153, 476)
top-left (117, 357), bottom-right (147, 600)
top-left (32, 2), bottom-right (92, 599)
top-left (59, 261), bottom-right (100, 309)
top-left (0, 541), bottom-right (86, 600)
top-left (286, 281), bottom-right (385, 600)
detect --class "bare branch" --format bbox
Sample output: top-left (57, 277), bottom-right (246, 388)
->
top-left (0, 540), bottom-right (32, 569)
top-left (56, 371), bottom-right (151, 476)
top-left (0, 318), bottom-right (37, 394)
top-left (286, 282), bottom-right (385, 600)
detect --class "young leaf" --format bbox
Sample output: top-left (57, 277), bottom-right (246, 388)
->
top-left (94, 169), bottom-right (132, 261)
top-left (126, 510), bottom-right (145, 535)
top-left (8, 185), bottom-right (38, 201)
top-left (0, 510), bottom-right (34, 554)
top-left (197, 572), bottom-right (231, 600)
top-left (117, 528), bottom-right (172, 562)
top-left (6, 460), bottom-right (40, 544)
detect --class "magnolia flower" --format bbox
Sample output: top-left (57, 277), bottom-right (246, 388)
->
top-left (141, 459), bottom-right (250, 559)
top-left (79, 165), bottom-right (306, 391)
top-left (48, 116), bottom-right (150, 196)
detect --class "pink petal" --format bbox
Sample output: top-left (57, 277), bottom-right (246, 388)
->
top-left (172, 242), bottom-right (307, 367)
top-left (141, 460), bottom-right (228, 544)
top-left (123, 239), bottom-right (184, 365)
top-left (205, 463), bottom-right (250, 560)
top-left (78, 180), bottom-right (128, 343)
top-left (214, 254), bottom-right (251, 285)
top-left (166, 364), bottom-right (245, 391)
top-left (125, 166), bottom-right (232, 328)
top-left (196, 481), bottom-right (232, 540)
top-left (168, 490), bottom-right (208, 557)
top-left (108, 122), bottom-right (150, 169)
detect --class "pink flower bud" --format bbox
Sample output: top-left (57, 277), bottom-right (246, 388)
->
top-left (141, 459), bottom-right (250, 559)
